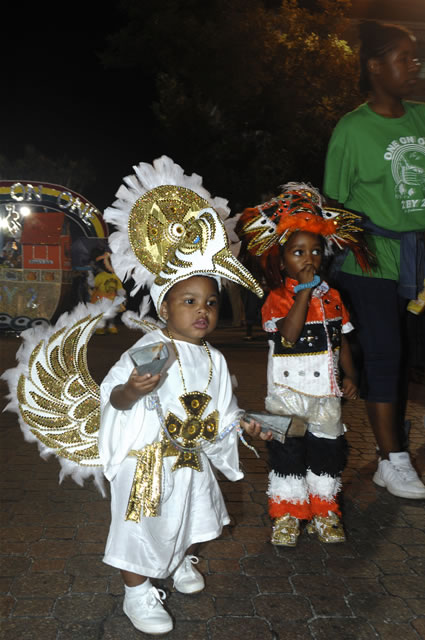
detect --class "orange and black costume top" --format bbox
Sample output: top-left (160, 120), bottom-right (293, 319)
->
top-left (262, 278), bottom-right (353, 398)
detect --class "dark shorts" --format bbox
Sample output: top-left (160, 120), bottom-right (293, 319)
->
top-left (336, 272), bottom-right (405, 403)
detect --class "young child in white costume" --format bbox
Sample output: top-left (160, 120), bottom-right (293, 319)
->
top-left (1, 157), bottom-right (268, 636)
top-left (97, 161), bottom-right (266, 635)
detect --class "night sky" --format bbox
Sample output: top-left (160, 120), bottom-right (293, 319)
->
top-left (3, 4), bottom-right (164, 211)
top-left (3, 1), bottom-right (423, 212)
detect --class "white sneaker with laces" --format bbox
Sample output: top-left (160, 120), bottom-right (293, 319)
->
top-left (373, 452), bottom-right (425, 499)
top-left (172, 555), bottom-right (205, 594)
top-left (123, 581), bottom-right (173, 635)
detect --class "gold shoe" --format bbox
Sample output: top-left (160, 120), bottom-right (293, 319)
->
top-left (108, 325), bottom-right (118, 334)
top-left (95, 328), bottom-right (106, 335)
top-left (271, 514), bottom-right (300, 547)
top-left (306, 512), bottom-right (346, 543)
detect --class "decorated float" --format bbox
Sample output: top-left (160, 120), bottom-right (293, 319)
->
top-left (0, 181), bottom-right (108, 331)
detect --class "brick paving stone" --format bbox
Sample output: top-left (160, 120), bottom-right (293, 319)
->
top-left (214, 597), bottom-right (255, 615)
top-left (292, 574), bottom-right (347, 597)
top-left (406, 556), bottom-right (425, 574)
top-left (309, 618), bottom-right (377, 639)
top-left (382, 526), bottom-right (425, 545)
top-left (0, 542), bottom-right (28, 555)
top-left (343, 577), bottom-right (388, 595)
top-left (209, 616), bottom-right (274, 640)
top-left (372, 621), bottom-right (423, 639)
top-left (206, 574), bottom-right (258, 597)
top-left (65, 555), bottom-right (115, 577)
top-left (254, 593), bottom-right (313, 621)
top-left (57, 622), bottom-right (102, 640)
top-left (44, 526), bottom-right (76, 540)
top-left (231, 525), bottom-right (272, 543)
top-left (348, 593), bottom-right (414, 623)
top-left (0, 556), bottom-right (31, 577)
top-left (382, 575), bottom-right (425, 599)
top-left (309, 593), bottom-right (353, 617)
top-left (208, 557), bottom-right (240, 573)
top-left (412, 617), bottom-right (425, 637)
top-left (54, 594), bottom-right (116, 623)
top-left (241, 553), bottom-right (292, 577)
top-left (72, 577), bottom-right (109, 593)
top-left (274, 621), bottom-right (316, 639)
top-left (12, 596), bottom-right (54, 617)
top-left (32, 558), bottom-right (66, 573)
top-left (167, 592), bottom-right (215, 620)
top-left (201, 539), bottom-right (245, 558)
top-left (408, 599), bottom-right (425, 615)
top-left (107, 573), bottom-right (124, 595)
top-left (12, 573), bottom-right (71, 597)
top-left (0, 594), bottom-right (15, 617)
top-left (0, 578), bottom-right (13, 594)
top-left (0, 526), bottom-right (43, 542)
top-left (325, 556), bottom-right (381, 578)
top-left (0, 618), bottom-right (59, 640)
top-left (1, 325), bottom-right (425, 639)
top-left (76, 524), bottom-right (109, 541)
top-left (29, 540), bottom-right (80, 559)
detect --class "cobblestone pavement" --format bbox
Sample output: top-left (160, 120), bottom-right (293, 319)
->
top-left (1, 325), bottom-right (424, 640)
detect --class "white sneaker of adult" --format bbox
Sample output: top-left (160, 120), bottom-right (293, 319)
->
top-left (123, 581), bottom-right (173, 635)
top-left (373, 452), bottom-right (425, 499)
top-left (172, 555), bottom-right (205, 594)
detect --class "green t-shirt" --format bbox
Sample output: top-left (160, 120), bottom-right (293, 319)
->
top-left (324, 101), bottom-right (425, 280)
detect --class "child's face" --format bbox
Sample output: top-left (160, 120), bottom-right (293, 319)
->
top-left (282, 231), bottom-right (323, 281)
top-left (160, 276), bottom-right (219, 344)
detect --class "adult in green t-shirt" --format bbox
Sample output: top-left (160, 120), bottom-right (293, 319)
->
top-left (324, 20), bottom-right (425, 500)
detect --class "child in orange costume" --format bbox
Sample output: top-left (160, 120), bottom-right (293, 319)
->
top-left (237, 183), bottom-right (373, 546)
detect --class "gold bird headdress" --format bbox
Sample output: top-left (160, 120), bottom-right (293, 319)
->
top-left (104, 156), bottom-right (263, 319)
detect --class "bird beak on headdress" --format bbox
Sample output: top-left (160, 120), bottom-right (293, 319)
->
top-left (150, 208), bottom-right (263, 316)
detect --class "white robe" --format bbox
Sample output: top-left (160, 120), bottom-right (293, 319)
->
top-left (99, 329), bottom-right (243, 578)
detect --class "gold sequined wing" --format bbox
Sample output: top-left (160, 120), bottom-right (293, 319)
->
top-left (16, 313), bottom-right (103, 470)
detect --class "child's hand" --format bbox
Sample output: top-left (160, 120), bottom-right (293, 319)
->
top-left (342, 376), bottom-right (358, 400)
top-left (125, 369), bottom-right (161, 401)
top-left (297, 264), bottom-right (317, 285)
top-left (240, 417), bottom-right (273, 441)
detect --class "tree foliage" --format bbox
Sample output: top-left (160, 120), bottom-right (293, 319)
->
top-left (0, 146), bottom-right (95, 196)
top-left (103, 0), bottom-right (361, 209)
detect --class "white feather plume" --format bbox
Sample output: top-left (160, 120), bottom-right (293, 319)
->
top-left (104, 156), bottom-right (235, 295)
top-left (1, 297), bottom-right (123, 496)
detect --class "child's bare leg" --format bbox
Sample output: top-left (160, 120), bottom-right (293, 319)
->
top-left (121, 570), bottom-right (147, 587)
top-left (186, 543), bottom-right (200, 556)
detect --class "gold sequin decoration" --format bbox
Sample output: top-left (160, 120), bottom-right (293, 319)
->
top-left (18, 312), bottom-right (105, 467)
top-left (128, 185), bottom-right (210, 275)
top-left (126, 443), bottom-right (163, 521)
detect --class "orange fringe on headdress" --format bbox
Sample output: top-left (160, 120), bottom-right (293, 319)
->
top-left (275, 212), bottom-right (338, 238)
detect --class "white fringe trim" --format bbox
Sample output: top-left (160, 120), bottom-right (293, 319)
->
top-left (306, 470), bottom-right (342, 500)
top-left (267, 471), bottom-right (308, 504)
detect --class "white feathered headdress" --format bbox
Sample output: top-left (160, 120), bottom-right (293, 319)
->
top-left (104, 156), bottom-right (263, 319)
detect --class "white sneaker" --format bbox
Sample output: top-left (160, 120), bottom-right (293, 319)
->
top-left (123, 581), bottom-right (173, 635)
top-left (172, 555), bottom-right (205, 594)
top-left (373, 452), bottom-right (425, 499)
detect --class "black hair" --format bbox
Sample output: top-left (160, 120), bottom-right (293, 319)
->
top-left (163, 275), bottom-right (220, 301)
top-left (358, 20), bottom-right (415, 94)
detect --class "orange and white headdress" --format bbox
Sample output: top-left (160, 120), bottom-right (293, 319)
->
top-left (236, 182), bottom-right (373, 276)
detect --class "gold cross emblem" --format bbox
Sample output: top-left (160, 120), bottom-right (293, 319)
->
top-left (163, 392), bottom-right (218, 471)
